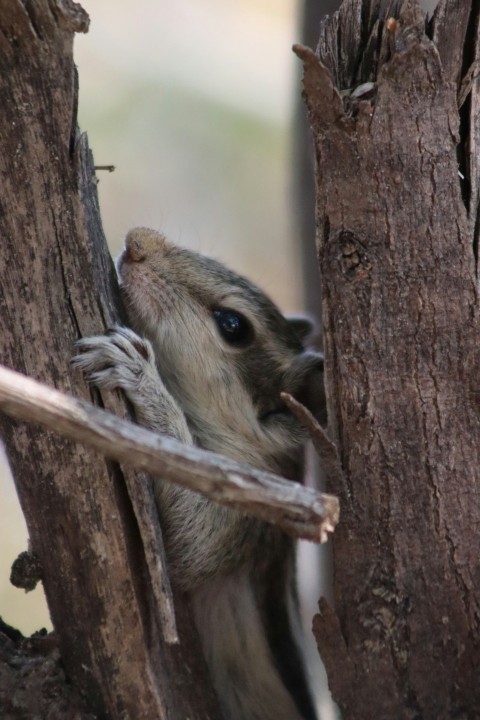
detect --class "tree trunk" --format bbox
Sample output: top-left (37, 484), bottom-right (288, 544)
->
top-left (0, 1), bottom-right (220, 717)
top-left (296, 0), bottom-right (480, 718)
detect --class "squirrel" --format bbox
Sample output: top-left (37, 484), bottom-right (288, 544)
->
top-left (73, 226), bottom-right (325, 720)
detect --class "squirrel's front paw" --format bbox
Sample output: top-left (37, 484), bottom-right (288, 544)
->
top-left (71, 325), bottom-right (157, 396)
top-left (73, 325), bottom-right (192, 441)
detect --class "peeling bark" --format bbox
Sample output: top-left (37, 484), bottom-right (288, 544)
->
top-left (297, 1), bottom-right (480, 718)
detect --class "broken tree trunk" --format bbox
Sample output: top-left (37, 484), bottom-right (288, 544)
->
top-left (0, 1), bottom-right (220, 717)
top-left (296, 1), bottom-right (480, 718)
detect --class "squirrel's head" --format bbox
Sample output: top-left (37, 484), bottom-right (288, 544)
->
top-left (118, 227), bottom-right (326, 478)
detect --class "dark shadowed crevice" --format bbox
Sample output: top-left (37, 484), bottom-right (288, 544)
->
top-left (456, 7), bottom-right (477, 215)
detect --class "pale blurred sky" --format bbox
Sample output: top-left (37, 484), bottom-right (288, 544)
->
top-left (74, 0), bottom-right (304, 311)
top-left (77, 0), bottom-right (297, 122)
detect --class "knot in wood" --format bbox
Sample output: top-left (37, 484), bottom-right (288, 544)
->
top-left (10, 550), bottom-right (43, 592)
top-left (336, 231), bottom-right (371, 281)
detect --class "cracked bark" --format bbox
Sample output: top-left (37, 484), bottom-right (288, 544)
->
top-left (296, 1), bottom-right (480, 719)
top-left (0, 1), bottom-right (220, 717)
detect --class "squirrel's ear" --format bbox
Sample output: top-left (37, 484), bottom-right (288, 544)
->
top-left (286, 315), bottom-right (317, 342)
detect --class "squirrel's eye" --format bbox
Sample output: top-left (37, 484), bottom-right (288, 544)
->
top-left (213, 309), bottom-right (252, 345)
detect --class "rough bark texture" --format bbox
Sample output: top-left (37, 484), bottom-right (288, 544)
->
top-left (0, 620), bottom-right (93, 720)
top-left (0, 1), bottom-right (220, 717)
top-left (297, 1), bottom-right (480, 718)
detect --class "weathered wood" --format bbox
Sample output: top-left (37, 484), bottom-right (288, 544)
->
top-left (0, 1), bottom-right (220, 717)
top-left (297, 1), bottom-right (480, 718)
top-left (0, 365), bottom-right (339, 542)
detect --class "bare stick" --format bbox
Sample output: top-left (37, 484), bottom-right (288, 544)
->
top-left (281, 392), bottom-right (345, 493)
top-left (0, 365), bottom-right (339, 542)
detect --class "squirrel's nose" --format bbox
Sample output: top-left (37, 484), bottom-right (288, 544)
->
top-left (123, 227), bottom-right (170, 263)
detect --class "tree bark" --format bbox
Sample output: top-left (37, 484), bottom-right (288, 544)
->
top-left (296, 1), bottom-right (480, 718)
top-left (0, 1), bottom-right (220, 717)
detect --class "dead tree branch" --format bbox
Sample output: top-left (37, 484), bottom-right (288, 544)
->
top-left (0, 365), bottom-right (339, 542)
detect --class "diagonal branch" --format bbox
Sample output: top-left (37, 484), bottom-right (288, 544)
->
top-left (0, 365), bottom-right (339, 543)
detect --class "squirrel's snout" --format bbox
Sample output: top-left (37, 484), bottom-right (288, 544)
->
top-left (123, 227), bottom-right (169, 263)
